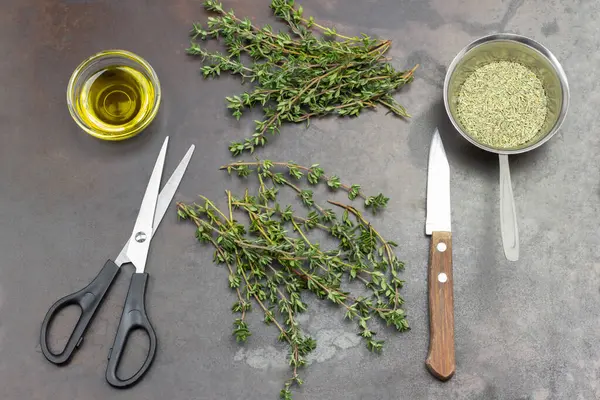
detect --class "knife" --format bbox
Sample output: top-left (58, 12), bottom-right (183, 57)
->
top-left (425, 128), bottom-right (455, 381)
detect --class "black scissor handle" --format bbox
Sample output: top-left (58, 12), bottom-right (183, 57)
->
top-left (106, 272), bottom-right (157, 388)
top-left (40, 260), bottom-right (120, 365)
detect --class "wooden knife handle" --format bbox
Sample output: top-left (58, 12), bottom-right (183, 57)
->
top-left (425, 231), bottom-right (455, 381)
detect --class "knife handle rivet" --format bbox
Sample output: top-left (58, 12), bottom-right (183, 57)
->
top-left (438, 272), bottom-right (448, 283)
top-left (436, 242), bottom-right (447, 252)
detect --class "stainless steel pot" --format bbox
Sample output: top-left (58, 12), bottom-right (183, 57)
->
top-left (444, 33), bottom-right (570, 261)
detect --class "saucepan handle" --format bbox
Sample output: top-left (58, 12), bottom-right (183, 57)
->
top-left (499, 154), bottom-right (519, 261)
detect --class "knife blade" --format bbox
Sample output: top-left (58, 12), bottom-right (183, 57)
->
top-left (425, 128), bottom-right (455, 381)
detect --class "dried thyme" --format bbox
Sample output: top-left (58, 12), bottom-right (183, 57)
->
top-left (187, 0), bottom-right (417, 156)
top-left (456, 61), bottom-right (548, 148)
top-left (177, 160), bottom-right (408, 399)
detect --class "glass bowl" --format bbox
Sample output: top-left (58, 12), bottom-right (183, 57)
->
top-left (66, 50), bottom-right (161, 141)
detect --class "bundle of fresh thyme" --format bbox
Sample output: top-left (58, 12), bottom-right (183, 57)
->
top-left (177, 160), bottom-right (409, 399)
top-left (187, 0), bottom-right (417, 156)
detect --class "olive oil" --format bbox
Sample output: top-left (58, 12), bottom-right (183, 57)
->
top-left (76, 65), bottom-right (155, 136)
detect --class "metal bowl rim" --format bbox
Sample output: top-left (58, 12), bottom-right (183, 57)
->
top-left (443, 33), bottom-right (570, 155)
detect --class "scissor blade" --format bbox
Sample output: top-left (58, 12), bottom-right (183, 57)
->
top-left (426, 129), bottom-right (451, 235)
top-left (125, 137), bottom-right (169, 272)
top-left (153, 144), bottom-right (195, 232)
top-left (115, 143), bottom-right (195, 267)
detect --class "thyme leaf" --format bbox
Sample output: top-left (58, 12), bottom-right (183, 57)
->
top-left (187, 0), bottom-right (417, 156)
top-left (178, 160), bottom-right (409, 398)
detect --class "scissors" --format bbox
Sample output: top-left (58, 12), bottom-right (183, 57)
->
top-left (40, 137), bottom-right (194, 388)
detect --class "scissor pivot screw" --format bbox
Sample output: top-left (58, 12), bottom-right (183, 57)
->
top-left (135, 232), bottom-right (147, 243)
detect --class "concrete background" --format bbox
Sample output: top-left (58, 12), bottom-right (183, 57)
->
top-left (0, 0), bottom-right (596, 399)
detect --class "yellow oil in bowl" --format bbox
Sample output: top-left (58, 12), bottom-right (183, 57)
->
top-left (67, 50), bottom-right (161, 141)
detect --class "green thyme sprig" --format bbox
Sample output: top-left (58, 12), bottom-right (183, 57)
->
top-left (177, 160), bottom-right (409, 399)
top-left (187, 0), bottom-right (417, 156)
top-left (221, 160), bottom-right (389, 212)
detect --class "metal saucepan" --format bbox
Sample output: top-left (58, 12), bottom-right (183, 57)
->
top-left (443, 33), bottom-right (570, 261)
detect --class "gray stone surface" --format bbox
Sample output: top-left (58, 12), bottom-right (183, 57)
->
top-left (0, 0), bottom-right (596, 399)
